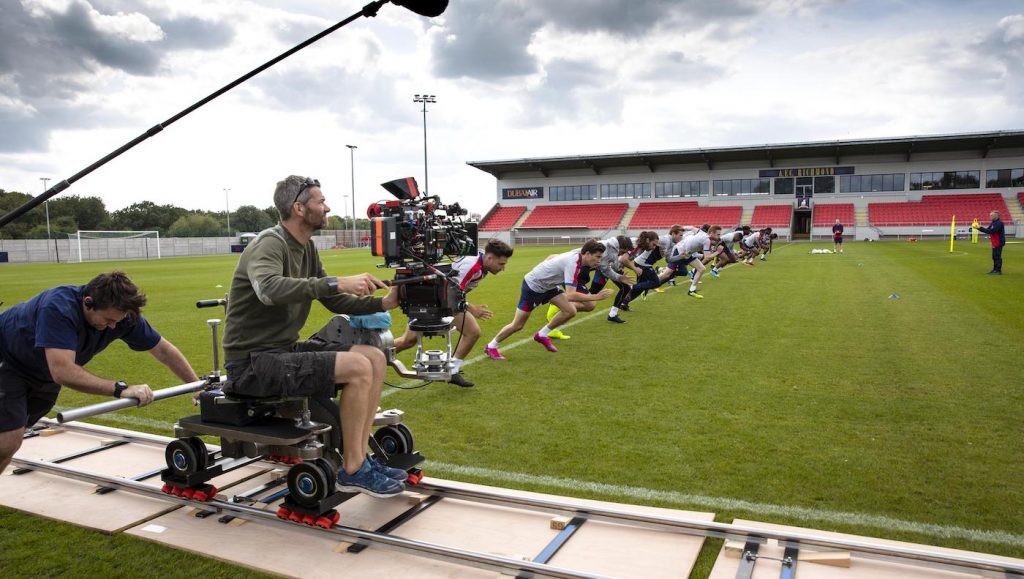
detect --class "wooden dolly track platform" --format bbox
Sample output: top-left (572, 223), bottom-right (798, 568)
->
top-left (4, 420), bottom-right (1024, 578)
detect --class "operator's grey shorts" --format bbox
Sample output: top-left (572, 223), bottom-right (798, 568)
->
top-left (224, 340), bottom-right (352, 399)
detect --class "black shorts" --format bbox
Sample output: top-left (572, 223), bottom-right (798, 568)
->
top-left (0, 361), bottom-right (61, 432)
top-left (721, 245), bottom-right (735, 260)
top-left (834, 237), bottom-right (843, 244)
top-left (224, 340), bottom-right (352, 399)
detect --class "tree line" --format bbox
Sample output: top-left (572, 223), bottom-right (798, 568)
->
top-left (0, 189), bottom-right (371, 239)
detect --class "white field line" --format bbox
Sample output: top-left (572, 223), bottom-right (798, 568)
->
top-left (425, 461), bottom-right (1024, 548)
top-left (45, 406), bottom-right (1024, 547)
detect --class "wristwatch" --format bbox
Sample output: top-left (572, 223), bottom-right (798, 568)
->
top-left (113, 380), bottom-right (128, 398)
top-left (326, 277), bottom-right (339, 293)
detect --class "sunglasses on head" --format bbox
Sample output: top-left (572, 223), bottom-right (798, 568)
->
top-left (293, 177), bottom-right (320, 205)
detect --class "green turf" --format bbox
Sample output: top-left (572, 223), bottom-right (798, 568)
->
top-left (1, 239), bottom-right (1022, 576)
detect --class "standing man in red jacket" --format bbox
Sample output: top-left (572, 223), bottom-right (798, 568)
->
top-left (974, 211), bottom-right (1006, 275)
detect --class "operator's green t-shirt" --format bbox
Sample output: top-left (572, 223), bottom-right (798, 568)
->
top-left (222, 224), bottom-right (383, 362)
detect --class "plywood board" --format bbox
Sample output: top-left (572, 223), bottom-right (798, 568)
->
top-left (0, 428), bottom-right (268, 533)
top-left (708, 519), bottom-right (1023, 579)
top-left (127, 474), bottom-right (712, 578)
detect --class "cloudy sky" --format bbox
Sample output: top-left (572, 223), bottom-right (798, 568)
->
top-left (1, 0), bottom-right (1022, 219)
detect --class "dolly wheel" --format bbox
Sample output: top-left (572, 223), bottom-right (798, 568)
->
top-left (287, 462), bottom-right (331, 508)
top-left (288, 511), bottom-right (304, 523)
top-left (301, 514), bottom-right (317, 526)
top-left (180, 488), bottom-right (195, 500)
top-left (161, 484), bottom-right (173, 494)
top-left (165, 439), bottom-right (200, 476)
top-left (373, 425), bottom-right (412, 455)
top-left (276, 507), bottom-right (291, 520)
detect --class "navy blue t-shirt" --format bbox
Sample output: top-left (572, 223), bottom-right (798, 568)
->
top-left (0, 285), bottom-right (161, 383)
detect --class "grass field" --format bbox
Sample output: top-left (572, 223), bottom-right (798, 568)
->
top-left (1, 238), bottom-right (1022, 577)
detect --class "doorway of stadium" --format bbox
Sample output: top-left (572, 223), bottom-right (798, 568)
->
top-left (792, 206), bottom-right (811, 239)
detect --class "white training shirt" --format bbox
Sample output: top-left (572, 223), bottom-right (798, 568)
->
top-left (742, 231), bottom-right (762, 248)
top-left (720, 231), bottom-right (744, 248)
top-left (596, 237), bottom-right (627, 282)
top-left (635, 233), bottom-right (674, 267)
top-left (667, 230), bottom-right (709, 263)
top-left (524, 249), bottom-right (585, 293)
top-left (450, 252), bottom-right (486, 293)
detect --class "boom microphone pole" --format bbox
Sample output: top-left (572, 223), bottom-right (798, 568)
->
top-left (0, 0), bottom-right (449, 229)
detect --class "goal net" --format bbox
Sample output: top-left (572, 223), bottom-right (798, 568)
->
top-left (67, 230), bottom-right (161, 263)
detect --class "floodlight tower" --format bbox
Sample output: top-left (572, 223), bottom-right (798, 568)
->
top-left (40, 177), bottom-right (52, 261)
top-left (346, 144), bottom-right (357, 247)
top-left (413, 94), bottom-right (436, 194)
top-left (224, 188), bottom-right (231, 236)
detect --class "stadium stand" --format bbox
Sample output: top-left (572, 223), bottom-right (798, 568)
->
top-left (627, 201), bottom-right (742, 229)
top-left (868, 193), bottom-right (1013, 226)
top-left (750, 205), bottom-right (792, 228)
top-left (1018, 191), bottom-right (1024, 210)
top-left (519, 203), bottom-right (627, 229)
top-left (479, 205), bottom-right (526, 231)
top-left (812, 203), bottom-right (855, 227)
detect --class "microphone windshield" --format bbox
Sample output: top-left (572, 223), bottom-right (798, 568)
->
top-left (392, 0), bottom-right (448, 17)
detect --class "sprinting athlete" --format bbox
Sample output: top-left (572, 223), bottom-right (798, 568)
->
top-left (740, 229), bottom-right (765, 265)
top-left (710, 226), bottom-right (750, 275)
top-left (588, 235), bottom-right (636, 323)
top-left (663, 225), bottom-right (721, 298)
top-left (625, 225), bottom-right (685, 303)
top-left (391, 239), bottom-right (513, 387)
top-left (485, 240), bottom-right (611, 359)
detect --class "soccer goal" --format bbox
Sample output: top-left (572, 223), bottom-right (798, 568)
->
top-left (67, 230), bottom-right (161, 263)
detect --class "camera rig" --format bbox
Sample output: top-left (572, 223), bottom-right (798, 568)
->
top-left (368, 177), bottom-right (478, 381)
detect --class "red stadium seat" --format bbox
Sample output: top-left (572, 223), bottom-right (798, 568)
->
top-left (868, 193), bottom-right (1013, 226)
top-left (750, 205), bottom-right (792, 227)
top-left (479, 206), bottom-right (527, 231)
top-left (627, 201), bottom-right (741, 229)
top-left (519, 203), bottom-right (628, 229)
top-left (812, 204), bottom-right (855, 227)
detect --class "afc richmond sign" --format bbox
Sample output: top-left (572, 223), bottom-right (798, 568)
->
top-left (502, 187), bottom-right (544, 200)
top-left (760, 166), bottom-right (854, 178)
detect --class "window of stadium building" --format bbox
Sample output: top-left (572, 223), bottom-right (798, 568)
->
top-left (550, 185), bottom-right (597, 201)
top-left (909, 171), bottom-right (980, 190)
top-left (655, 180), bottom-right (709, 198)
top-left (986, 168), bottom-right (1024, 188)
top-left (840, 173), bottom-right (905, 193)
top-left (713, 178), bottom-right (770, 196)
top-left (600, 182), bottom-right (652, 199)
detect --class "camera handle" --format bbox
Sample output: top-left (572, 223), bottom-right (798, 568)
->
top-left (196, 298), bottom-right (228, 382)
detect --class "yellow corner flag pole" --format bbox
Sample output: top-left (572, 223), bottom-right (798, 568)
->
top-left (972, 218), bottom-right (979, 244)
top-left (949, 214), bottom-right (956, 253)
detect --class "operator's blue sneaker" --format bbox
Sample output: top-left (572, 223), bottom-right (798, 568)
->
top-left (337, 458), bottom-right (404, 498)
top-left (369, 455), bottom-right (409, 481)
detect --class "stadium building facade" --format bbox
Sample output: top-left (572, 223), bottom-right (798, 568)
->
top-left (468, 131), bottom-right (1023, 244)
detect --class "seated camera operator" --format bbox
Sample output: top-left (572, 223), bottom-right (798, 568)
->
top-left (221, 175), bottom-right (405, 499)
top-left (391, 239), bottom-right (513, 387)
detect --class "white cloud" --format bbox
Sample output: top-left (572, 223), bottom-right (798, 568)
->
top-left (2, 1), bottom-right (1024, 221)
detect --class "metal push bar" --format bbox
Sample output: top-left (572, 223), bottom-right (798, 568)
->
top-left (56, 380), bottom-right (210, 423)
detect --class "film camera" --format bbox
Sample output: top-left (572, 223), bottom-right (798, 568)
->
top-left (368, 177), bottom-right (478, 381)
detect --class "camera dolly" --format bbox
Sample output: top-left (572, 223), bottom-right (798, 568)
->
top-left (159, 301), bottom-right (423, 528)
